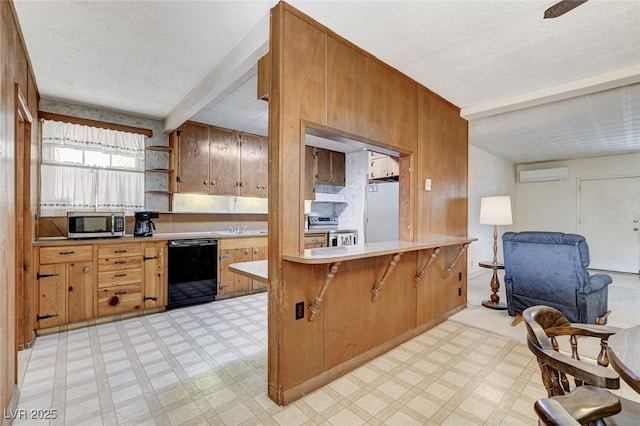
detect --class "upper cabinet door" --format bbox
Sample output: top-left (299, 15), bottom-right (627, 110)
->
top-left (209, 127), bottom-right (239, 196)
top-left (315, 148), bottom-right (332, 185)
top-left (304, 146), bottom-right (315, 200)
top-left (177, 122), bottom-right (210, 194)
top-left (330, 151), bottom-right (345, 186)
top-left (240, 133), bottom-right (264, 197)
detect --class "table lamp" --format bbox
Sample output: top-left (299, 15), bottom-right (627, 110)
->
top-left (479, 195), bottom-right (512, 309)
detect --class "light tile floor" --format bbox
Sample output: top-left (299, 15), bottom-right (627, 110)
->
top-left (14, 270), bottom-right (637, 425)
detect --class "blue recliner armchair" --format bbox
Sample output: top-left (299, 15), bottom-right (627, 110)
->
top-left (502, 231), bottom-right (612, 324)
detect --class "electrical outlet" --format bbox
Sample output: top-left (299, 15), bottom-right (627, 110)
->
top-left (425, 178), bottom-right (432, 191)
top-left (295, 301), bottom-right (304, 320)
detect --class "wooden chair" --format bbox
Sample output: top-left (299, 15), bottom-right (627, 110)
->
top-left (523, 305), bottom-right (640, 425)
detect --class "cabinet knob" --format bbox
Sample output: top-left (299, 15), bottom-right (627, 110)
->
top-left (82, 266), bottom-right (90, 273)
top-left (203, 180), bottom-right (208, 185)
top-left (262, 185), bottom-right (266, 189)
top-left (256, 185), bottom-right (260, 189)
top-left (210, 181), bottom-right (216, 185)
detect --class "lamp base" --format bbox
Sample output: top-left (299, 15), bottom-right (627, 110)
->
top-left (481, 300), bottom-right (507, 310)
top-left (478, 260), bottom-right (507, 311)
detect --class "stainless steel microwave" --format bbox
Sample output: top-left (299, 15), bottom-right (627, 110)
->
top-left (67, 211), bottom-right (126, 239)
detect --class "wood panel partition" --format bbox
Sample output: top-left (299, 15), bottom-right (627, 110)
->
top-left (267, 2), bottom-right (469, 405)
top-left (1, 0), bottom-right (40, 417)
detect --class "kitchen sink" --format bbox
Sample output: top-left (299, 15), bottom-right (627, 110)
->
top-left (216, 230), bottom-right (267, 236)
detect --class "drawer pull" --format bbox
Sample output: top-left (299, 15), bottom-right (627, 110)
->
top-left (219, 255), bottom-right (231, 260)
top-left (114, 260), bottom-right (127, 264)
top-left (144, 296), bottom-right (158, 301)
top-left (58, 251), bottom-right (75, 255)
top-left (143, 256), bottom-right (158, 261)
top-left (37, 272), bottom-right (59, 280)
top-left (36, 314), bottom-right (59, 321)
top-left (113, 273), bottom-right (127, 278)
top-left (114, 291), bottom-right (128, 295)
top-left (114, 249), bottom-right (128, 254)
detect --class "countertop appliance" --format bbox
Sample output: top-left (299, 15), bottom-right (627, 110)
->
top-left (365, 181), bottom-right (399, 243)
top-left (167, 238), bottom-right (218, 309)
top-left (329, 229), bottom-right (358, 247)
top-left (134, 211), bottom-right (158, 237)
top-left (67, 211), bottom-right (125, 239)
top-left (308, 216), bottom-right (338, 230)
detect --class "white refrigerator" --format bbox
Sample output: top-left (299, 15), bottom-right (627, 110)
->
top-left (364, 181), bottom-right (399, 243)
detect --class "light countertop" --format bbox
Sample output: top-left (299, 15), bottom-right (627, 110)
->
top-left (282, 237), bottom-right (476, 264)
top-left (229, 260), bottom-right (268, 284)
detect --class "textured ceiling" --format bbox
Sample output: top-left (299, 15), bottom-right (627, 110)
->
top-left (12, 0), bottom-right (640, 164)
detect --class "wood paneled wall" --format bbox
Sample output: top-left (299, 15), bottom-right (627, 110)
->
top-left (1, 0), bottom-right (39, 416)
top-left (267, 2), bottom-right (468, 404)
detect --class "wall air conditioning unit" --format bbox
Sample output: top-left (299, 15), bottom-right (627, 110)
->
top-left (519, 167), bottom-right (569, 183)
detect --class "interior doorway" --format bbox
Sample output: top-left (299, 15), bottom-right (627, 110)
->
top-left (578, 176), bottom-right (640, 273)
top-left (15, 85), bottom-right (34, 356)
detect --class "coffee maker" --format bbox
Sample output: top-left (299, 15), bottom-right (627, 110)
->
top-left (134, 211), bottom-right (158, 237)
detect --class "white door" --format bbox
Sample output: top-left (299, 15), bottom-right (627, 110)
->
top-left (578, 176), bottom-right (640, 273)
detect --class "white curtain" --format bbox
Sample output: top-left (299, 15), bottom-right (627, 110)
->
top-left (40, 119), bottom-right (145, 216)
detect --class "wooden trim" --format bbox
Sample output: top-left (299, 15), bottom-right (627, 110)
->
top-left (38, 112), bottom-right (153, 137)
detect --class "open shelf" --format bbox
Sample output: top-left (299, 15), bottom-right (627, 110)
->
top-left (145, 145), bottom-right (173, 152)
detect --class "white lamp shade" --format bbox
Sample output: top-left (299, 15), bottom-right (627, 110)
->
top-left (480, 196), bottom-right (513, 225)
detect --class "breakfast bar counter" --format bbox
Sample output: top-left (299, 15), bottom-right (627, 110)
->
top-left (230, 237), bottom-right (476, 285)
top-left (283, 237), bottom-right (476, 264)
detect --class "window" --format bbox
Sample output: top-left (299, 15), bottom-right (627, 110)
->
top-left (39, 119), bottom-right (145, 216)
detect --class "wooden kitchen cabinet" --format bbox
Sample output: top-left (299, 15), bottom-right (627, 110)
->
top-left (305, 146), bottom-right (346, 197)
top-left (257, 52), bottom-right (270, 101)
top-left (208, 126), bottom-right (240, 195)
top-left (251, 246), bottom-right (268, 290)
top-left (97, 243), bottom-right (143, 317)
top-left (218, 237), bottom-right (268, 298)
top-left (34, 240), bottom-right (168, 333)
top-left (369, 152), bottom-right (399, 180)
top-left (239, 132), bottom-right (268, 197)
top-left (176, 122), bottom-right (268, 198)
top-left (143, 242), bottom-right (167, 309)
top-left (176, 122), bottom-right (211, 194)
top-left (304, 232), bottom-right (327, 249)
top-left (315, 148), bottom-right (345, 186)
top-left (304, 145), bottom-right (316, 200)
top-left (35, 245), bottom-right (94, 329)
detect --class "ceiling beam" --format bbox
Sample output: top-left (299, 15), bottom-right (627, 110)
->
top-left (461, 64), bottom-right (640, 121)
top-left (163, 13), bottom-right (270, 133)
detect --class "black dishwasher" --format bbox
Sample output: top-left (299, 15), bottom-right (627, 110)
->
top-left (167, 239), bottom-right (218, 309)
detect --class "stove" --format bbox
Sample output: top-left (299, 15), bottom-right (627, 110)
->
top-left (308, 216), bottom-right (338, 230)
top-left (307, 216), bottom-right (357, 247)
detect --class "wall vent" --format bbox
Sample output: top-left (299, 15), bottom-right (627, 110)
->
top-left (519, 167), bottom-right (569, 183)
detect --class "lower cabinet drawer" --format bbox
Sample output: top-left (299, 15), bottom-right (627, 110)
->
top-left (39, 245), bottom-right (93, 264)
top-left (98, 268), bottom-right (143, 288)
top-left (98, 285), bottom-right (142, 316)
top-left (98, 256), bottom-right (143, 272)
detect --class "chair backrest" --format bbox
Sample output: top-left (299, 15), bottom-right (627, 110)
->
top-left (523, 305), bottom-right (619, 398)
top-left (503, 232), bottom-right (591, 306)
